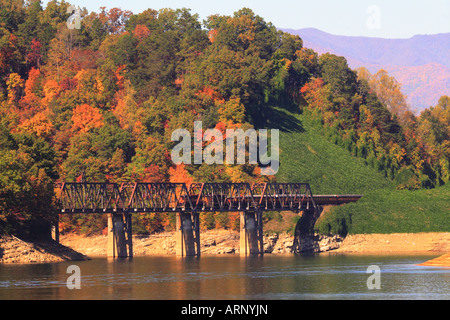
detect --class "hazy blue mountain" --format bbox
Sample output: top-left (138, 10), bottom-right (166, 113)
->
top-left (283, 28), bottom-right (450, 112)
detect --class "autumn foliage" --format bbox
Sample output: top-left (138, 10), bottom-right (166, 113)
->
top-left (0, 3), bottom-right (448, 237)
top-left (71, 104), bottom-right (104, 132)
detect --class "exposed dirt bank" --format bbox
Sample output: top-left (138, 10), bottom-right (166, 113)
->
top-left (60, 230), bottom-right (240, 256)
top-left (2, 231), bottom-right (448, 263)
top-left (419, 253), bottom-right (450, 267)
top-left (334, 232), bottom-right (450, 254)
top-left (0, 236), bottom-right (89, 264)
top-left (59, 230), bottom-right (341, 257)
top-left (60, 231), bottom-right (450, 258)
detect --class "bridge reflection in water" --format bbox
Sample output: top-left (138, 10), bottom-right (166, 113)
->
top-left (57, 182), bottom-right (362, 258)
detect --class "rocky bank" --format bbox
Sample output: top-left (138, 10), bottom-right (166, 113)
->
top-left (335, 232), bottom-right (450, 253)
top-left (0, 235), bottom-right (88, 264)
top-left (56, 231), bottom-right (450, 258)
top-left (58, 230), bottom-right (344, 257)
top-left (2, 231), bottom-right (449, 264)
top-left (419, 253), bottom-right (450, 267)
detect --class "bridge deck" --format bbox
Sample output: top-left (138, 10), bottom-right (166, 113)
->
top-left (58, 182), bottom-right (362, 214)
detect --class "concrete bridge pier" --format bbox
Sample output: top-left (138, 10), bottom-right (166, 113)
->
top-left (125, 214), bottom-right (133, 258)
top-left (293, 206), bottom-right (323, 253)
top-left (52, 214), bottom-right (60, 243)
top-left (240, 211), bottom-right (264, 256)
top-left (107, 213), bottom-right (133, 258)
top-left (176, 212), bottom-right (200, 257)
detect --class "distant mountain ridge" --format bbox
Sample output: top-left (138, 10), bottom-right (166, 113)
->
top-left (283, 28), bottom-right (450, 112)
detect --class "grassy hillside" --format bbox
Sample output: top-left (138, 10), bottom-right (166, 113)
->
top-left (270, 106), bottom-right (449, 235)
top-left (272, 106), bottom-right (394, 194)
top-left (317, 184), bottom-right (450, 235)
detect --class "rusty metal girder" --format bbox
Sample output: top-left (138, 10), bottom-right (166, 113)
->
top-left (127, 183), bottom-right (194, 213)
top-left (59, 182), bottom-right (128, 214)
top-left (58, 182), bottom-right (361, 214)
top-left (188, 183), bottom-right (258, 212)
top-left (251, 183), bottom-right (317, 211)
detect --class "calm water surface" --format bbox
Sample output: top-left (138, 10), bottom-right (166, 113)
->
top-left (0, 254), bottom-right (448, 300)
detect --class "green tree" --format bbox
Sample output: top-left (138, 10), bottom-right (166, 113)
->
top-left (319, 53), bottom-right (358, 99)
top-left (0, 125), bottom-right (57, 238)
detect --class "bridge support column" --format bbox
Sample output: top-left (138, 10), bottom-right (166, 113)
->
top-left (176, 212), bottom-right (200, 257)
top-left (52, 215), bottom-right (60, 243)
top-left (293, 207), bottom-right (322, 253)
top-left (240, 211), bottom-right (263, 256)
top-left (107, 213), bottom-right (132, 258)
top-left (125, 214), bottom-right (133, 258)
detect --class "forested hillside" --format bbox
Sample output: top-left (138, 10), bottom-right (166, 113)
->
top-left (0, 1), bottom-right (448, 238)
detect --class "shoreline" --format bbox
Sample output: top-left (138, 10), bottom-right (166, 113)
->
top-left (334, 232), bottom-right (450, 254)
top-left (1, 231), bottom-right (449, 264)
top-left (0, 235), bottom-right (88, 264)
top-left (58, 231), bottom-right (450, 258)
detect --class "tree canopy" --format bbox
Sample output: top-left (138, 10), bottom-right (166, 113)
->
top-left (0, 3), bottom-right (448, 236)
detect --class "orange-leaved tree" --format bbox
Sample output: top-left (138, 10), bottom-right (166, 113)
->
top-left (71, 104), bottom-right (104, 132)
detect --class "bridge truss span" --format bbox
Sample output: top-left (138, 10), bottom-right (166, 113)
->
top-left (57, 182), bottom-right (362, 258)
top-left (59, 182), bottom-right (351, 214)
top-left (59, 182), bottom-right (362, 214)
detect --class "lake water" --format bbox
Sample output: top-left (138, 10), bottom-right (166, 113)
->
top-left (0, 254), bottom-right (448, 300)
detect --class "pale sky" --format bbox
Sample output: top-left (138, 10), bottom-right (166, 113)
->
top-left (43, 0), bottom-right (450, 39)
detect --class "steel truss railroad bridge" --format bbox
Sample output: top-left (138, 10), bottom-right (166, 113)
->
top-left (57, 182), bottom-right (362, 258)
